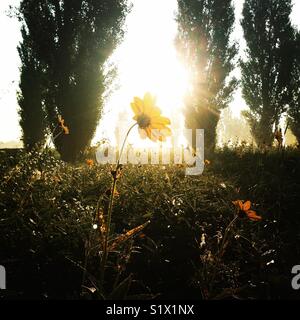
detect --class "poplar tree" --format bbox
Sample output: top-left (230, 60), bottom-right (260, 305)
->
top-left (176, 0), bottom-right (238, 152)
top-left (288, 32), bottom-right (300, 144)
top-left (18, 26), bottom-right (47, 150)
top-left (241, 0), bottom-right (294, 147)
top-left (18, 0), bottom-right (130, 161)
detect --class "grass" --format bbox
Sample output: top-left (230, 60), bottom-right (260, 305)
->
top-left (0, 146), bottom-right (300, 299)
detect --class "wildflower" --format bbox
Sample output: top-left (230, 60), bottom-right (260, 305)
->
top-left (62, 125), bottom-right (69, 135)
top-left (131, 92), bottom-right (171, 142)
top-left (86, 159), bottom-right (94, 167)
top-left (58, 115), bottom-right (70, 135)
top-left (232, 200), bottom-right (262, 221)
top-left (205, 159), bottom-right (210, 165)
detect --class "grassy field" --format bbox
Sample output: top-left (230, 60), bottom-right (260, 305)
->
top-left (0, 146), bottom-right (300, 299)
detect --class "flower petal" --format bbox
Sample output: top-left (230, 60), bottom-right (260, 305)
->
top-left (131, 103), bottom-right (139, 115)
top-left (232, 200), bottom-right (244, 211)
top-left (148, 106), bottom-right (161, 117)
top-left (160, 127), bottom-right (172, 136)
top-left (159, 135), bottom-right (166, 142)
top-left (151, 116), bottom-right (171, 126)
top-left (144, 92), bottom-right (156, 111)
top-left (243, 201), bottom-right (251, 211)
top-left (131, 97), bottom-right (144, 115)
top-left (150, 128), bottom-right (171, 142)
top-left (62, 124), bottom-right (69, 135)
top-left (150, 123), bottom-right (168, 130)
top-left (246, 210), bottom-right (262, 221)
top-left (138, 127), bottom-right (147, 139)
top-left (146, 127), bottom-right (158, 142)
top-left (149, 129), bottom-right (161, 141)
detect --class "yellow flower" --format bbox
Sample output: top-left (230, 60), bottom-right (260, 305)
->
top-left (86, 159), bottom-right (94, 167)
top-left (130, 92), bottom-right (171, 142)
top-left (232, 200), bottom-right (262, 221)
top-left (205, 159), bottom-right (211, 165)
top-left (58, 115), bottom-right (70, 135)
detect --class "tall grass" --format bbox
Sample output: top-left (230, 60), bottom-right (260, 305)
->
top-left (0, 147), bottom-right (299, 299)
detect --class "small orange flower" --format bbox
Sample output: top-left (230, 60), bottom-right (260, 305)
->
top-left (205, 159), bottom-right (211, 165)
top-left (58, 115), bottom-right (70, 135)
top-left (86, 159), bottom-right (94, 167)
top-left (232, 200), bottom-right (262, 221)
top-left (63, 125), bottom-right (69, 135)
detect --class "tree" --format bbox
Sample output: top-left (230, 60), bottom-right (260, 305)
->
top-left (288, 32), bottom-right (300, 144)
top-left (18, 25), bottom-right (47, 150)
top-left (19, 0), bottom-right (130, 161)
top-left (176, 0), bottom-right (238, 153)
top-left (241, 0), bottom-right (295, 147)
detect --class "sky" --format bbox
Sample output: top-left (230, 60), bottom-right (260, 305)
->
top-left (0, 0), bottom-right (299, 145)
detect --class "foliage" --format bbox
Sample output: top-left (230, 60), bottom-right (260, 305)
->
top-left (18, 0), bottom-right (130, 161)
top-left (176, 0), bottom-right (238, 153)
top-left (241, 0), bottom-right (295, 147)
top-left (1, 146), bottom-right (300, 299)
top-left (288, 31), bottom-right (300, 144)
top-left (18, 25), bottom-right (47, 150)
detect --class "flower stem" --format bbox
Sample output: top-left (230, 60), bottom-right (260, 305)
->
top-left (100, 123), bottom-right (137, 287)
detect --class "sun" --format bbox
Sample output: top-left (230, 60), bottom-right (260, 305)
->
top-left (93, 0), bottom-right (189, 149)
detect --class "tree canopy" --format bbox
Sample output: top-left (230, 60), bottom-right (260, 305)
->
top-left (176, 0), bottom-right (238, 152)
top-left (241, 0), bottom-right (295, 147)
top-left (18, 0), bottom-right (130, 161)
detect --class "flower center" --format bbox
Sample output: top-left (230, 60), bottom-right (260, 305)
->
top-left (136, 114), bottom-right (151, 129)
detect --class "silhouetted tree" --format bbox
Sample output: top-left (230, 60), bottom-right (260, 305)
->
top-left (176, 0), bottom-right (238, 153)
top-left (18, 26), bottom-right (47, 150)
top-left (241, 0), bottom-right (295, 147)
top-left (288, 32), bottom-right (300, 144)
top-left (19, 0), bottom-right (130, 161)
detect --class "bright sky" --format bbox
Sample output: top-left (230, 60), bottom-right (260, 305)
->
top-left (95, 0), bottom-right (189, 147)
top-left (0, 0), bottom-right (299, 145)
